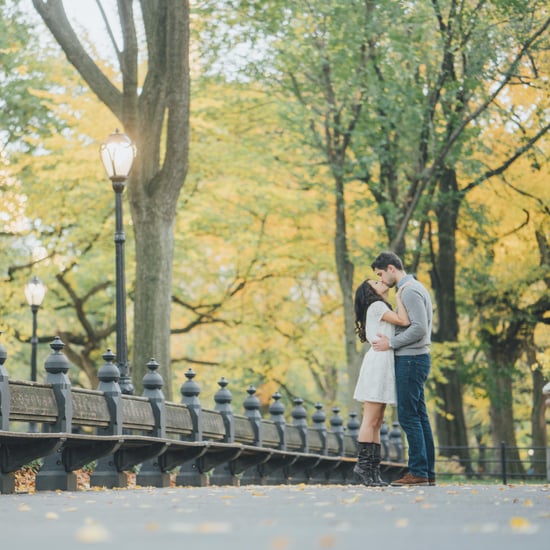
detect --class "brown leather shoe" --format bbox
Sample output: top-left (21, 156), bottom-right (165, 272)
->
top-left (391, 473), bottom-right (429, 486)
top-left (429, 478), bottom-right (436, 486)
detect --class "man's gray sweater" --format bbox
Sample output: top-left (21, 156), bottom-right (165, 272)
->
top-left (391, 275), bottom-right (433, 356)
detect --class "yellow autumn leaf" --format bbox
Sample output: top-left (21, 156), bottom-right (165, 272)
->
top-left (509, 516), bottom-right (537, 534)
top-left (395, 518), bottom-right (409, 528)
top-left (75, 518), bottom-right (111, 543)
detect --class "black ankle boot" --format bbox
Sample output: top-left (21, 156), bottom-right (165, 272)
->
top-left (371, 443), bottom-right (387, 487)
top-left (353, 442), bottom-right (375, 486)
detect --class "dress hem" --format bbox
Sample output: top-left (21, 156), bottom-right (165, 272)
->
top-left (353, 398), bottom-right (396, 405)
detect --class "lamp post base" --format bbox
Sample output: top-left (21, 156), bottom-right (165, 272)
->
top-left (119, 375), bottom-right (134, 395)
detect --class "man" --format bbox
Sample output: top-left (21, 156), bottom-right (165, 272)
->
top-left (370, 251), bottom-right (435, 486)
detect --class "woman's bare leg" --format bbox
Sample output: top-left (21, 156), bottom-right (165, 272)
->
top-left (358, 401), bottom-right (386, 443)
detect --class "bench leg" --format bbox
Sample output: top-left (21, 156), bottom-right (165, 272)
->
top-left (136, 459), bottom-right (170, 488)
top-left (175, 460), bottom-right (208, 487)
top-left (90, 455), bottom-right (128, 489)
top-left (0, 471), bottom-right (16, 494)
top-left (35, 451), bottom-right (77, 492)
top-left (209, 463), bottom-right (239, 486)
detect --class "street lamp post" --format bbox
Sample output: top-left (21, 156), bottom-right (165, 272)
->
top-left (24, 275), bottom-right (47, 384)
top-left (100, 129), bottom-right (137, 395)
top-left (25, 275), bottom-right (46, 433)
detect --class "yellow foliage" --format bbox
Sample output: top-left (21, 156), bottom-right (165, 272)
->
top-left (169, 81), bottom-right (347, 405)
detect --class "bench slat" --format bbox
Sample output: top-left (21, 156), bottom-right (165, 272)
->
top-left (9, 382), bottom-right (57, 423)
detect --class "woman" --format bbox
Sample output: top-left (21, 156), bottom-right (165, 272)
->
top-left (353, 278), bottom-right (410, 486)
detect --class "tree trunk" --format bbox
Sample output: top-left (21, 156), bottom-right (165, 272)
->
top-left (333, 175), bottom-right (359, 408)
top-left (527, 333), bottom-right (547, 475)
top-left (33, 1), bottom-right (190, 400)
top-left (431, 169), bottom-right (471, 469)
top-left (485, 345), bottom-right (524, 477)
top-left (131, 209), bottom-right (175, 397)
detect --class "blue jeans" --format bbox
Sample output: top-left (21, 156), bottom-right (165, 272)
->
top-left (395, 354), bottom-right (435, 479)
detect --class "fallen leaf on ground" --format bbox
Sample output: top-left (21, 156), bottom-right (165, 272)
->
top-left (168, 522), bottom-right (232, 534)
top-left (270, 536), bottom-right (291, 549)
top-left (395, 518), bottom-right (409, 528)
top-left (75, 518), bottom-right (111, 543)
top-left (319, 534), bottom-right (337, 548)
top-left (509, 516), bottom-right (538, 534)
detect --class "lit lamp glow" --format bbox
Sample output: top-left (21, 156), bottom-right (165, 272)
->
top-left (100, 129), bottom-right (137, 182)
top-left (25, 275), bottom-right (47, 310)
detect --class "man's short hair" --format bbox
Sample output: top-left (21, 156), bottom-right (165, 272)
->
top-left (371, 251), bottom-right (404, 271)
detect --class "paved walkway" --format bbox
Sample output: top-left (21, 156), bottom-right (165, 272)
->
top-left (1, 483), bottom-right (548, 549)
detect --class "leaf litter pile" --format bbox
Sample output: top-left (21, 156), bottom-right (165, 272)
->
top-left (14, 464), bottom-right (138, 493)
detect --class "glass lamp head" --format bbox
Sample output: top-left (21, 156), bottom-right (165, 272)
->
top-left (100, 129), bottom-right (137, 182)
top-left (25, 276), bottom-right (47, 307)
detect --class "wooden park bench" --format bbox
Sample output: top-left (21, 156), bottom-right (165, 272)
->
top-left (0, 337), bottom-right (406, 493)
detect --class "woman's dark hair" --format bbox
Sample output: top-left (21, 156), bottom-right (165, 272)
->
top-left (354, 279), bottom-right (391, 343)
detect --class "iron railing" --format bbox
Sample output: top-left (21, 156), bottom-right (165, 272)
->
top-left (435, 443), bottom-right (547, 484)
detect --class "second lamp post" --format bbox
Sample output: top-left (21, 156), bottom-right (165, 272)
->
top-left (24, 275), bottom-right (47, 384)
top-left (100, 129), bottom-right (137, 395)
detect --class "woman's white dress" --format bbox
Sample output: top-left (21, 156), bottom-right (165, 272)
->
top-left (353, 300), bottom-right (396, 404)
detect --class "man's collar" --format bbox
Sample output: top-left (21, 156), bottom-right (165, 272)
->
top-left (397, 274), bottom-right (414, 288)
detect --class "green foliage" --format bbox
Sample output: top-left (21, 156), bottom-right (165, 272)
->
top-left (0, 25), bottom-right (121, 386)
top-left (0, 0), bottom-right (65, 152)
